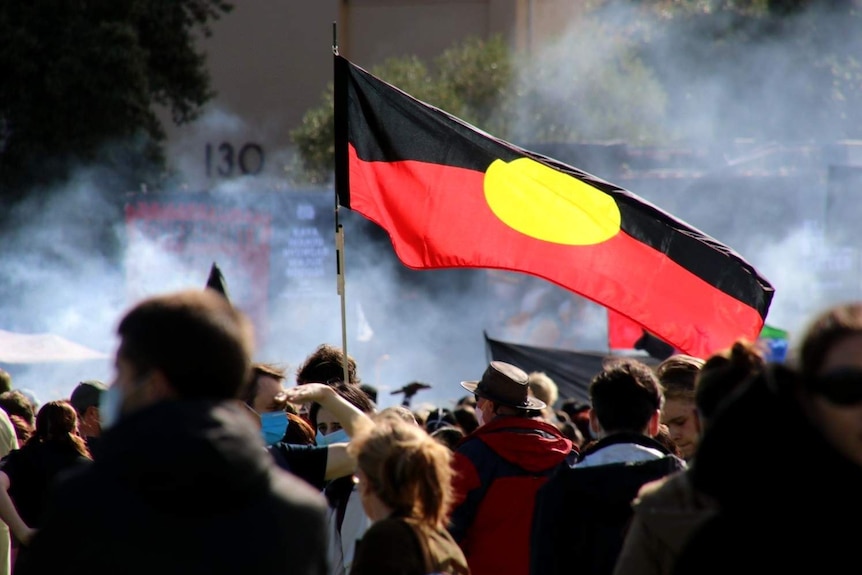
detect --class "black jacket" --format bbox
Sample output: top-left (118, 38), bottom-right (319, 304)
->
top-left (19, 400), bottom-right (329, 575)
top-left (531, 434), bottom-right (686, 575)
top-left (673, 365), bottom-right (862, 575)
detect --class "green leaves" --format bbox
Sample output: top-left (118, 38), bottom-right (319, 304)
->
top-left (0, 0), bottom-right (232, 198)
top-left (290, 36), bottom-right (514, 184)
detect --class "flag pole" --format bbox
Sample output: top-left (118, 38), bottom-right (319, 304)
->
top-left (333, 22), bottom-right (350, 385)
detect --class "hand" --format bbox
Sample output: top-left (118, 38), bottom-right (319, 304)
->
top-left (391, 381), bottom-right (432, 397)
top-left (15, 526), bottom-right (35, 547)
top-left (283, 383), bottom-right (335, 405)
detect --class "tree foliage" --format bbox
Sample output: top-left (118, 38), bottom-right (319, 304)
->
top-left (290, 36), bottom-right (513, 184)
top-left (295, 1), bottom-right (862, 182)
top-left (0, 0), bottom-right (232, 202)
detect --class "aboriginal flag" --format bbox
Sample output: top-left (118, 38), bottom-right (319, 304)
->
top-left (334, 55), bottom-right (774, 358)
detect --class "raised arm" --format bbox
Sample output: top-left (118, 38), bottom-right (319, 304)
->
top-left (0, 471), bottom-right (35, 546)
top-left (283, 383), bottom-right (374, 439)
top-left (283, 383), bottom-right (376, 481)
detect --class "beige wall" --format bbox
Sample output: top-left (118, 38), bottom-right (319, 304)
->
top-left (164, 0), bottom-right (581, 187)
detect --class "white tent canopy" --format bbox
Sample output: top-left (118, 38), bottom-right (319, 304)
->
top-left (0, 329), bottom-right (108, 364)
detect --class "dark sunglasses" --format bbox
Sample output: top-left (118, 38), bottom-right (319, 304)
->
top-left (810, 369), bottom-right (862, 406)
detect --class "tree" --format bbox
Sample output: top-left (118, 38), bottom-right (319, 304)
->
top-left (291, 30), bottom-right (671, 183)
top-left (290, 36), bottom-right (513, 184)
top-left (0, 0), bottom-right (233, 203)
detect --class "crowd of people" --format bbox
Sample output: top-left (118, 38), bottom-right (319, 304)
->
top-left (0, 286), bottom-right (860, 574)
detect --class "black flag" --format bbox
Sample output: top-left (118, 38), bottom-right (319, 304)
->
top-left (205, 262), bottom-right (230, 301)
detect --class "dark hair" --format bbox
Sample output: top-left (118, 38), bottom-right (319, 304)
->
top-left (308, 382), bottom-right (376, 429)
top-left (424, 407), bottom-right (457, 434)
top-left (117, 290), bottom-right (254, 400)
top-left (244, 363), bottom-right (288, 406)
top-left (696, 339), bottom-right (765, 422)
top-left (8, 414), bottom-right (32, 444)
top-left (797, 302), bottom-right (862, 380)
top-left (359, 383), bottom-right (378, 404)
top-left (431, 426), bottom-right (465, 451)
top-left (0, 390), bottom-right (36, 427)
top-left (283, 412), bottom-right (317, 445)
top-left (30, 401), bottom-right (91, 459)
top-left (0, 369), bottom-right (11, 394)
top-left (554, 411), bottom-right (584, 447)
top-left (654, 424), bottom-right (683, 458)
top-left (453, 406), bottom-right (479, 435)
top-left (589, 359), bottom-right (663, 434)
top-left (296, 343), bottom-right (360, 385)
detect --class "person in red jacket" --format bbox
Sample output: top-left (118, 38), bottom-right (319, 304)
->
top-left (449, 361), bottom-right (575, 575)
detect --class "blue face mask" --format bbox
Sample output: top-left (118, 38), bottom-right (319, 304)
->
top-left (260, 411), bottom-right (289, 446)
top-left (316, 428), bottom-right (350, 446)
top-left (99, 385), bottom-right (124, 430)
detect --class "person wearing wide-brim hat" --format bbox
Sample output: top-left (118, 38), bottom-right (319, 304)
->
top-left (448, 361), bottom-right (575, 575)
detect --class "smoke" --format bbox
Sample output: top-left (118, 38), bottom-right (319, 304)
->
top-left (503, 1), bottom-right (862, 356)
top-left (4, 2), bottom-right (862, 406)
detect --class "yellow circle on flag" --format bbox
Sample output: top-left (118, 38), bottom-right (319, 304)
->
top-left (484, 157), bottom-right (621, 245)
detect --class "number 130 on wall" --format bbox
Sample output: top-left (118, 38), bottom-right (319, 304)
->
top-left (206, 142), bottom-right (265, 177)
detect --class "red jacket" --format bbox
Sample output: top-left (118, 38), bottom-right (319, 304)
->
top-left (449, 416), bottom-right (574, 575)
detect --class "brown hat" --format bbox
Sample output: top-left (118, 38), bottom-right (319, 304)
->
top-left (460, 361), bottom-right (546, 411)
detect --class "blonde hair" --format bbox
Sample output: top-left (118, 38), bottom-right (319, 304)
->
top-left (656, 354), bottom-right (705, 402)
top-left (527, 371), bottom-right (559, 407)
top-left (348, 413), bottom-right (453, 528)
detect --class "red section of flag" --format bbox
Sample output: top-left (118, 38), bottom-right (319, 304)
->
top-left (607, 309), bottom-right (645, 350)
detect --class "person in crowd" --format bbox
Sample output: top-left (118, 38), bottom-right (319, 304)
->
top-left (560, 398), bottom-right (594, 444)
top-left (455, 394), bottom-right (477, 410)
top-left (653, 423), bottom-right (683, 458)
top-left (655, 354), bottom-right (705, 461)
top-left (673, 302), bottom-right (862, 574)
top-left (277, 382), bottom-right (376, 490)
top-left (530, 358), bottom-right (686, 575)
top-left (424, 407), bottom-right (458, 434)
top-left (0, 385), bottom-right (17, 575)
top-left (613, 339), bottom-right (764, 575)
top-left (14, 392), bottom-right (38, 417)
top-left (5, 418), bottom-right (30, 447)
top-left (0, 392), bottom-right (34, 431)
top-left (377, 405), bottom-right (418, 426)
top-left (0, 371), bottom-right (10, 395)
top-left (527, 371), bottom-right (559, 422)
top-left (284, 411), bottom-right (318, 446)
top-left (309, 383), bottom-right (376, 575)
top-left (244, 362), bottom-right (288, 414)
top-left (296, 343), bottom-right (361, 387)
top-left (19, 289), bottom-right (329, 575)
top-left (348, 413), bottom-right (470, 575)
top-left (68, 380), bottom-right (107, 457)
top-left (449, 361), bottom-right (574, 575)
top-left (243, 363), bottom-right (292, 447)
top-left (0, 401), bottom-right (91, 572)
top-left (453, 405), bottom-right (479, 436)
top-left (431, 426), bottom-right (465, 451)
top-left (552, 409), bottom-right (585, 449)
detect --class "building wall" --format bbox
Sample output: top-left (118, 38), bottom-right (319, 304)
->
top-left (164, 0), bottom-right (583, 187)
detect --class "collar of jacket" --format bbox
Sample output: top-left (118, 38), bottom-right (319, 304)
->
top-left (577, 432), bottom-right (670, 462)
